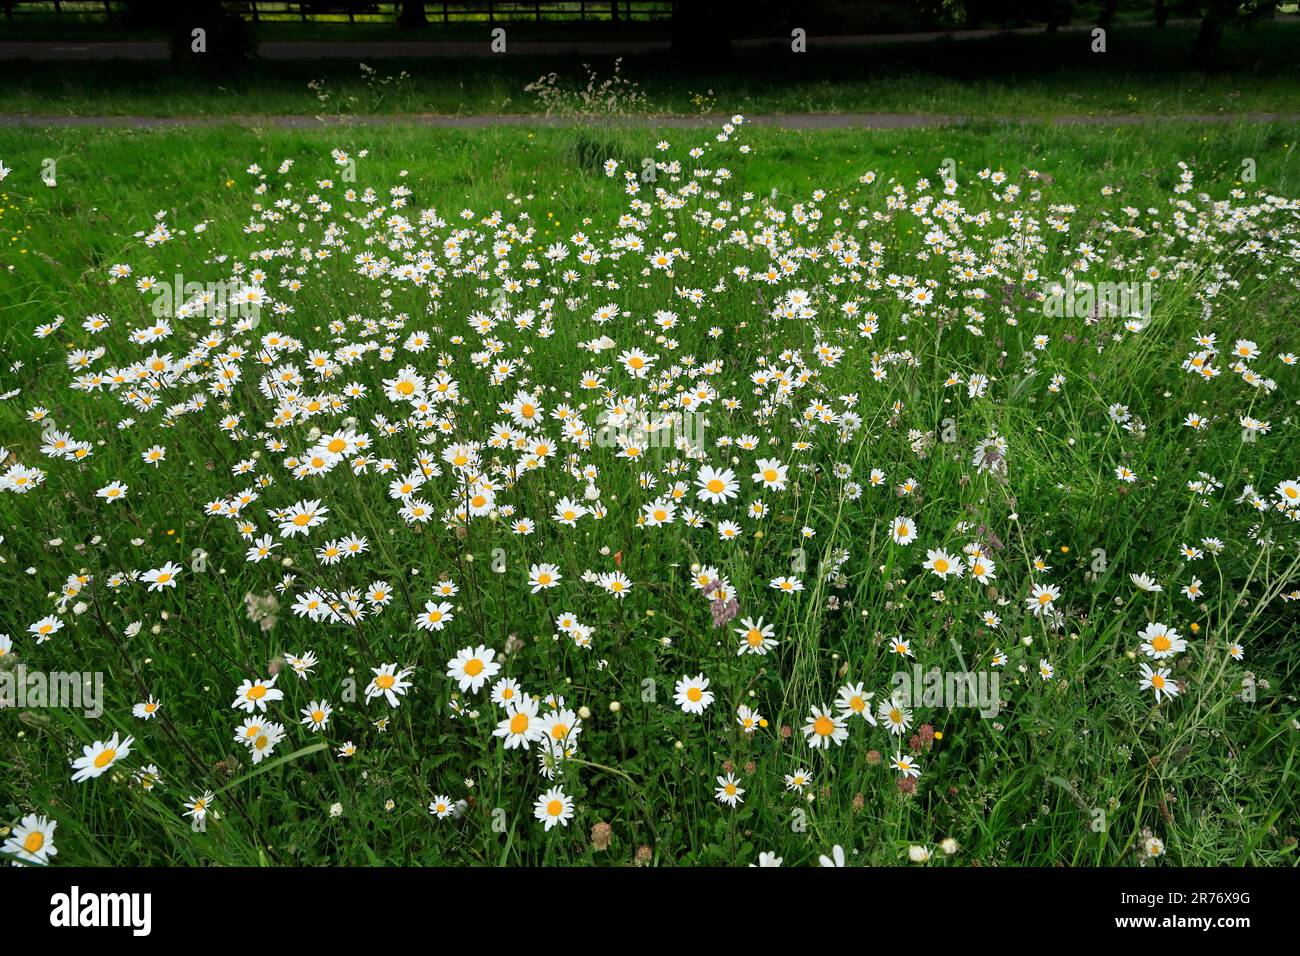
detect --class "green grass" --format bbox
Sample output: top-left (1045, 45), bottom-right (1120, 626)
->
top-left (0, 120), bottom-right (1297, 866)
top-left (1, 22), bottom-right (1298, 118)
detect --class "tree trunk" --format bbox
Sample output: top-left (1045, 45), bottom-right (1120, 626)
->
top-left (1192, 12), bottom-right (1224, 68)
top-left (1045, 1), bottom-right (1074, 32)
top-left (1153, 0), bottom-right (1167, 28)
top-left (397, 0), bottom-right (428, 30)
top-left (671, 0), bottom-right (734, 64)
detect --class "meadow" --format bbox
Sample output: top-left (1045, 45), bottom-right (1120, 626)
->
top-left (0, 116), bottom-right (1297, 866)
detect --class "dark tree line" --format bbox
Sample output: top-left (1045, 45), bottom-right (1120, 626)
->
top-left (659, 1), bottom-right (1285, 67)
top-left (70, 1), bottom-right (1286, 70)
top-left (959, 1), bottom-right (1282, 63)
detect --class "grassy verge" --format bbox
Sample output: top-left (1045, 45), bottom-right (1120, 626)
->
top-left (0, 121), bottom-right (1297, 866)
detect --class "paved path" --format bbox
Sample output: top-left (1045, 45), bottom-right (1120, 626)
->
top-left (0, 111), bottom-right (1294, 129)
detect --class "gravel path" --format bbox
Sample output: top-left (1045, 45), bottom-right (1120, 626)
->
top-left (0, 111), bottom-right (1294, 129)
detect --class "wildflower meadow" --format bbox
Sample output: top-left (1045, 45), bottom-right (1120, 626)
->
top-left (0, 8), bottom-right (1298, 880)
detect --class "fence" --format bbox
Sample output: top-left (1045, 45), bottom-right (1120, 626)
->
top-left (0, 2), bottom-right (678, 25)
